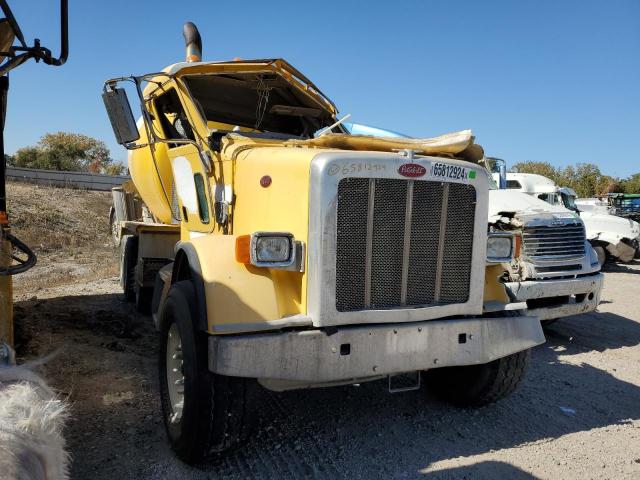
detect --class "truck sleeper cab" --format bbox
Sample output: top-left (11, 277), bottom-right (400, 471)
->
top-left (102, 24), bottom-right (543, 464)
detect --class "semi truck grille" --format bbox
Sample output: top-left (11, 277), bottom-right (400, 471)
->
top-left (522, 224), bottom-right (586, 260)
top-left (335, 178), bottom-right (476, 312)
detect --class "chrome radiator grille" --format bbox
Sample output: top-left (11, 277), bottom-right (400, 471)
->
top-left (522, 224), bottom-right (586, 260)
top-left (335, 178), bottom-right (476, 312)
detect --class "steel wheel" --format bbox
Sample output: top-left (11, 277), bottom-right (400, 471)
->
top-left (166, 322), bottom-right (185, 424)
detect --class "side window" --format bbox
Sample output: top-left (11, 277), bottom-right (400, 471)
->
top-left (153, 89), bottom-right (195, 147)
top-left (194, 173), bottom-right (210, 223)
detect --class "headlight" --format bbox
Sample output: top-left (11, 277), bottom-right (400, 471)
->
top-left (255, 235), bottom-right (292, 262)
top-left (236, 232), bottom-right (304, 271)
top-left (486, 234), bottom-right (514, 263)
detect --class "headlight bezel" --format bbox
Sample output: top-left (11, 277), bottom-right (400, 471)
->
top-left (486, 233), bottom-right (515, 263)
top-left (236, 232), bottom-right (305, 272)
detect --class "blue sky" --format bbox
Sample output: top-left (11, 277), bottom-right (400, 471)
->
top-left (5, 0), bottom-right (640, 177)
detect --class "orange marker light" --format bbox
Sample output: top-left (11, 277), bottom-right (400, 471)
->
top-left (235, 235), bottom-right (252, 264)
top-left (514, 234), bottom-right (522, 258)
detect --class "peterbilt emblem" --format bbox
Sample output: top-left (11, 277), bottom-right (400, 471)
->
top-left (398, 163), bottom-right (426, 178)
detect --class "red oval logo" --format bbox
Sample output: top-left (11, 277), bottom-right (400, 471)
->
top-left (398, 163), bottom-right (426, 178)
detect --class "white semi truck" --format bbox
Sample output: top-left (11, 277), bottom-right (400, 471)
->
top-left (505, 172), bottom-right (640, 265)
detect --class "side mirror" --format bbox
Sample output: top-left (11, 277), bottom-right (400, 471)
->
top-left (102, 87), bottom-right (140, 146)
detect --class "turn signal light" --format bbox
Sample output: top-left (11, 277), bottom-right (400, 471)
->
top-left (235, 235), bottom-right (251, 264)
top-left (514, 234), bottom-right (522, 258)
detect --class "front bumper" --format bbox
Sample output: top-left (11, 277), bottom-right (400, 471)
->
top-left (208, 315), bottom-right (544, 383)
top-left (503, 273), bottom-right (604, 321)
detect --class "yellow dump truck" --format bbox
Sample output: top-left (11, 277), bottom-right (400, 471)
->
top-left (102, 23), bottom-right (544, 463)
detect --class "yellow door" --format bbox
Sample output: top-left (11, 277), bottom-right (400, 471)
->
top-left (151, 87), bottom-right (213, 234)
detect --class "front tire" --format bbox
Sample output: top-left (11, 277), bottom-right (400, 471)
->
top-left (159, 280), bottom-right (257, 464)
top-left (424, 349), bottom-right (530, 407)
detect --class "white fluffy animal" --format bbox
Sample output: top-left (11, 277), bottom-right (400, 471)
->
top-left (0, 363), bottom-right (69, 480)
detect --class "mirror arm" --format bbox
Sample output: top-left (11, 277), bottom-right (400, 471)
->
top-left (43, 0), bottom-right (68, 66)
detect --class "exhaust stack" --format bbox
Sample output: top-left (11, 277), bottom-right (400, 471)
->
top-left (183, 22), bottom-right (202, 62)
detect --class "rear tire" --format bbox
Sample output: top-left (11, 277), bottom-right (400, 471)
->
top-left (159, 280), bottom-right (257, 464)
top-left (425, 349), bottom-right (530, 407)
top-left (121, 235), bottom-right (138, 302)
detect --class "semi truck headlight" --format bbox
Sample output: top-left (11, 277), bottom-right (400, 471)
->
top-left (486, 234), bottom-right (515, 263)
top-left (236, 232), bottom-right (305, 272)
top-left (255, 236), bottom-right (291, 262)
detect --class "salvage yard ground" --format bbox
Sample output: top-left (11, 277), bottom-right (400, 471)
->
top-left (9, 182), bottom-right (640, 479)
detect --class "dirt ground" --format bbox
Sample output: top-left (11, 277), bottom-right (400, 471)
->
top-left (8, 183), bottom-right (640, 480)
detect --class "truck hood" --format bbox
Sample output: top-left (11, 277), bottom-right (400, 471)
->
top-left (488, 189), bottom-right (568, 218)
top-left (488, 190), bottom-right (580, 228)
top-left (580, 211), bottom-right (640, 239)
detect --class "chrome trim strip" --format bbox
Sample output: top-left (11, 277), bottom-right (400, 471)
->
top-left (364, 179), bottom-right (376, 308)
top-left (433, 182), bottom-right (450, 302)
top-left (400, 180), bottom-right (414, 305)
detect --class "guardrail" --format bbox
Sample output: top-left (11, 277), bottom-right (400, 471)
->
top-left (6, 166), bottom-right (130, 191)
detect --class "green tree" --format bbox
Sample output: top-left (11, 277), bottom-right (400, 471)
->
top-left (510, 160), bottom-right (626, 197)
top-left (13, 146), bottom-right (43, 169)
top-left (621, 173), bottom-right (640, 194)
top-left (511, 161), bottom-right (560, 183)
top-left (11, 132), bottom-right (115, 172)
top-left (103, 163), bottom-right (126, 176)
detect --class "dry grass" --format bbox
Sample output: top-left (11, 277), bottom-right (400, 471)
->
top-left (6, 181), bottom-right (112, 253)
top-left (5, 181), bottom-right (119, 295)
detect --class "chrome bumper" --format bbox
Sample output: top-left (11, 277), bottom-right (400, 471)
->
top-left (503, 273), bottom-right (604, 321)
top-left (208, 315), bottom-right (544, 383)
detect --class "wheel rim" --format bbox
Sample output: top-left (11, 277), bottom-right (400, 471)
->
top-left (166, 323), bottom-right (185, 424)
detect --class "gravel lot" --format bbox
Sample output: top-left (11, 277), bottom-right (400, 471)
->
top-left (14, 261), bottom-right (640, 480)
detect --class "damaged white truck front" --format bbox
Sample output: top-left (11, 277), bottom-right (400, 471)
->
top-left (487, 187), bottom-right (604, 323)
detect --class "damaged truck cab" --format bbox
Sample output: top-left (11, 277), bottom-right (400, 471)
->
top-left (102, 24), bottom-right (544, 463)
top-left (484, 163), bottom-right (603, 324)
top-left (485, 188), bottom-right (603, 323)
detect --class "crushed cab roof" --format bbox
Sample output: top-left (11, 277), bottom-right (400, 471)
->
top-left (163, 58), bottom-right (337, 115)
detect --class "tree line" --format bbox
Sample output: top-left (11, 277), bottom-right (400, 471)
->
top-left (510, 161), bottom-right (639, 198)
top-left (6, 132), bottom-right (125, 175)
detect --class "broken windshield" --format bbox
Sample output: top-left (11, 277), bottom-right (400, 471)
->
top-left (182, 73), bottom-right (336, 138)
